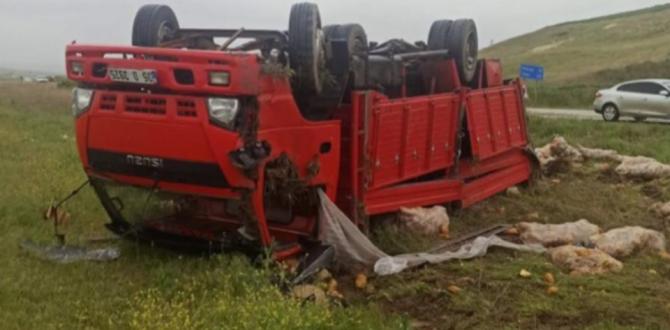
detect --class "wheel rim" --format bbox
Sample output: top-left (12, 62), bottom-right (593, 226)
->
top-left (603, 106), bottom-right (617, 121)
top-left (464, 32), bottom-right (477, 72)
top-left (157, 21), bottom-right (177, 44)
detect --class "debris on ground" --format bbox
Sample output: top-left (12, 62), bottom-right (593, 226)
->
top-left (615, 156), bottom-right (670, 180)
top-left (546, 286), bottom-right (559, 295)
top-left (447, 285), bottom-right (462, 295)
top-left (590, 226), bottom-right (667, 258)
top-left (577, 146), bottom-right (623, 162)
top-left (543, 272), bottom-right (556, 286)
top-left (506, 186), bottom-right (521, 197)
top-left (19, 240), bottom-right (120, 263)
top-left (534, 136), bottom-right (584, 174)
top-left (291, 284), bottom-right (328, 305)
top-left (519, 269), bottom-right (532, 278)
top-left (517, 219), bottom-right (601, 247)
top-left (536, 137), bottom-right (670, 181)
top-left (548, 245), bottom-right (623, 276)
top-left (354, 273), bottom-right (368, 290)
top-left (650, 201), bottom-right (670, 220)
top-left (326, 279), bottom-right (344, 300)
top-left (318, 190), bottom-right (546, 276)
top-left (398, 206), bottom-right (450, 237)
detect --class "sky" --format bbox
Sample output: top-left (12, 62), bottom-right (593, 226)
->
top-left (0, 0), bottom-right (668, 74)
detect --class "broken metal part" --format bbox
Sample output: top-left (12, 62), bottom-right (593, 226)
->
top-left (228, 141), bottom-right (271, 171)
top-left (20, 240), bottom-right (120, 264)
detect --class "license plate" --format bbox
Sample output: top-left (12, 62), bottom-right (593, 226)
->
top-left (108, 68), bottom-right (157, 85)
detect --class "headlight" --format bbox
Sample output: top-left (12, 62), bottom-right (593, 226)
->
top-left (71, 88), bottom-right (94, 117)
top-left (71, 61), bottom-right (85, 76)
top-left (207, 98), bottom-right (239, 129)
top-left (209, 71), bottom-right (230, 86)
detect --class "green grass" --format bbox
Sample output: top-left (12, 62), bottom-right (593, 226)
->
top-left (2, 83), bottom-right (670, 329)
top-left (481, 4), bottom-right (670, 108)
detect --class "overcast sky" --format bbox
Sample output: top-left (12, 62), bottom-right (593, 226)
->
top-left (0, 0), bottom-right (668, 73)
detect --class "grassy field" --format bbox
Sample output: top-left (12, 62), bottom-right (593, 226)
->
top-left (1, 82), bottom-right (669, 329)
top-left (481, 4), bottom-right (670, 108)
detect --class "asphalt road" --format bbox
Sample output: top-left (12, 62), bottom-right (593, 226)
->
top-left (527, 107), bottom-right (670, 124)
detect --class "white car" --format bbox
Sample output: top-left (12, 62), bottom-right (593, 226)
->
top-left (593, 79), bottom-right (670, 122)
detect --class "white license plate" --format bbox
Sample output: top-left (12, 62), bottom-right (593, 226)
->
top-left (108, 68), bottom-right (157, 85)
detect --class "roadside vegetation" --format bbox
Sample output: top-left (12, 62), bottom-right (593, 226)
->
top-left (482, 4), bottom-right (670, 108)
top-left (1, 82), bottom-right (669, 329)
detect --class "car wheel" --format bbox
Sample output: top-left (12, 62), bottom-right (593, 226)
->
top-left (289, 2), bottom-right (326, 96)
top-left (602, 104), bottom-right (620, 122)
top-left (132, 5), bottom-right (180, 47)
top-left (428, 19), bottom-right (478, 84)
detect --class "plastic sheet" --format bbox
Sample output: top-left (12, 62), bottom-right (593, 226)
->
top-left (317, 190), bottom-right (545, 276)
top-left (20, 240), bottom-right (120, 263)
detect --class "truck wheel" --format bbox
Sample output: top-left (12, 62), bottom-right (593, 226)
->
top-left (289, 2), bottom-right (326, 96)
top-left (327, 23), bottom-right (368, 89)
top-left (428, 19), bottom-right (478, 84)
top-left (132, 5), bottom-right (180, 47)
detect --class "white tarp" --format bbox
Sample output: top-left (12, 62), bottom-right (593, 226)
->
top-left (317, 190), bottom-right (545, 276)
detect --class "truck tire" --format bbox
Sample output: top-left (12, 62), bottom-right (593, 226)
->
top-left (132, 5), bottom-right (180, 47)
top-left (327, 23), bottom-right (368, 89)
top-left (289, 2), bottom-right (326, 96)
top-left (428, 19), bottom-right (478, 83)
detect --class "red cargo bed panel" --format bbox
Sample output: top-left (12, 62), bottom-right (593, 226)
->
top-left (368, 94), bottom-right (460, 190)
top-left (466, 84), bottom-right (528, 161)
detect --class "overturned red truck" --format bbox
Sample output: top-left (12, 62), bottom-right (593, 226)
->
top-left (66, 3), bottom-right (535, 260)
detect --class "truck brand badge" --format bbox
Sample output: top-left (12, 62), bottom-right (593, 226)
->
top-left (126, 154), bottom-right (164, 169)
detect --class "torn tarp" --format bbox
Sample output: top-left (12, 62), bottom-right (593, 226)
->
top-left (317, 190), bottom-right (545, 276)
top-left (20, 240), bottom-right (120, 263)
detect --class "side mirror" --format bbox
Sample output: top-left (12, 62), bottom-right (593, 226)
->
top-left (661, 90), bottom-right (669, 97)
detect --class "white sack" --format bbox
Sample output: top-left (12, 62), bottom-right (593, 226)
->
top-left (517, 219), bottom-right (601, 247)
top-left (590, 226), bottom-right (667, 258)
top-left (548, 245), bottom-right (623, 275)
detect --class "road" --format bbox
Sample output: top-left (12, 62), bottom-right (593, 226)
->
top-left (528, 108), bottom-right (600, 120)
top-left (527, 107), bottom-right (670, 124)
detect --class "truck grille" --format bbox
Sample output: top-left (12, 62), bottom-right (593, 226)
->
top-left (125, 96), bottom-right (167, 115)
top-left (99, 94), bottom-right (117, 111)
top-left (176, 100), bottom-right (197, 117)
top-left (95, 93), bottom-right (199, 117)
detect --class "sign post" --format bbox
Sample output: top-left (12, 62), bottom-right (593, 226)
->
top-left (519, 64), bottom-right (544, 103)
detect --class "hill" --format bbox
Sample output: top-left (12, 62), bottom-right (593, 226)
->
top-left (482, 4), bottom-right (670, 90)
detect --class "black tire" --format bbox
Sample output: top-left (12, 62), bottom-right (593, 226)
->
top-left (602, 103), bottom-right (620, 122)
top-left (428, 20), bottom-right (453, 49)
top-left (428, 19), bottom-right (478, 83)
top-left (325, 23), bottom-right (368, 89)
top-left (132, 5), bottom-right (180, 47)
top-left (289, 2), bottom-right (325, 95)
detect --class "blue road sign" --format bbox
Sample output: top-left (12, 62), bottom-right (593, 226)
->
top-left (520, 64), bottom-right (544, 81)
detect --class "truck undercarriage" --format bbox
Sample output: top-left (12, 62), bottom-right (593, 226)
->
top-left (66, 3), bottom-right (535, 260)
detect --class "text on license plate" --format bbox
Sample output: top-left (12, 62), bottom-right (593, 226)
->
top-left (108, 68), bottom-right (157, 85)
